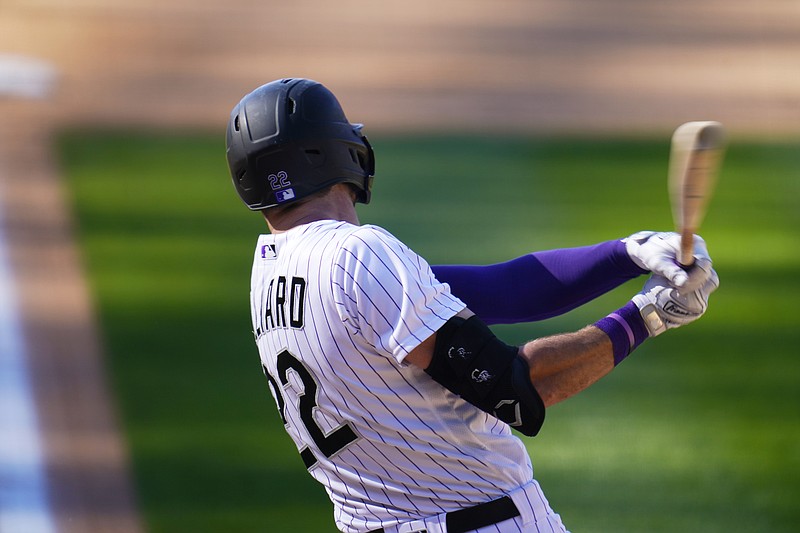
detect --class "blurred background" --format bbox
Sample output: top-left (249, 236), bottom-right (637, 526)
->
top-left (2, 0), bottom-right (799, 133)
top-left (0, 1), bottom-right (798, 532)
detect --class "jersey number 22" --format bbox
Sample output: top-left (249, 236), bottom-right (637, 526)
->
top-left (264, 349), bottom-right (358, 469)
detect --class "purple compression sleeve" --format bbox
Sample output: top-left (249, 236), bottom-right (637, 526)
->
top-left (431, 240), bottom-right (646, 325)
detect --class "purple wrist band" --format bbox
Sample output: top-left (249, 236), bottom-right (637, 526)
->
top-left (594, 301), bottom-right (650, 366)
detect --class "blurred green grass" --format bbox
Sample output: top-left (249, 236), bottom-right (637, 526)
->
top-left (60, 131), bottom-right (800, 532)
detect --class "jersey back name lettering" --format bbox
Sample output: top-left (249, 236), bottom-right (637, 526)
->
top-left (254, 275), bottom-right (306, 336)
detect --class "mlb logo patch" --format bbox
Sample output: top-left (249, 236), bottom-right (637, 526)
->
top-left (261, 244), bottom-right (277, 259)
top-left (275, 188), bottom-right (296, 203)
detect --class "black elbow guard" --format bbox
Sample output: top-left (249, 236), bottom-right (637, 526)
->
top-left (425, 315), bottom-right (545, 436)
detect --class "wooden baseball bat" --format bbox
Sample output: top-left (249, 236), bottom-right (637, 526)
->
top-left (668, 121), bottom-right (726, 266)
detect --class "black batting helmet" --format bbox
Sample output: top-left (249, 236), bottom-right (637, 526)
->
top-left (226, 78), bottom-right (375, 210)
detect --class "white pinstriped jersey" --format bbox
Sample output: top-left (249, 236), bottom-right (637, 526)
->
top-left (250, 220), bottom-right (535, 532)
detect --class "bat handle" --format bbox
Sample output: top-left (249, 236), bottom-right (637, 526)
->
top-left (679, 228), bottom-right (695, 267)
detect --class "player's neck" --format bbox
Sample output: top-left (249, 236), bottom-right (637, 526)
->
top-left (265, 187), bottom-right (360, 233)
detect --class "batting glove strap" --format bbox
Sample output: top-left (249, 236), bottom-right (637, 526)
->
top-left (631, 272), bottom-right (720, 337)
top-left (594, 301), bottom-right (650, 366)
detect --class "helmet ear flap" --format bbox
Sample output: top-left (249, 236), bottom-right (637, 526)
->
top-left (360, 134), bottom-right (375, 176)
top-left (348, 126), bottom-right (375, 204)
top-left (358, 134), bottom-right (375, 204)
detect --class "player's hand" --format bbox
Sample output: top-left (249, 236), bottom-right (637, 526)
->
top-left (624, 231), bottom-right (713, 290)
top-left (631, 270), bottom-right (719, 337)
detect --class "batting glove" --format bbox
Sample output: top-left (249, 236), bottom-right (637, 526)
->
top-left (631, 270), bottom-right (720, 337)
top-left (624, 231), bottom-right (713, 290)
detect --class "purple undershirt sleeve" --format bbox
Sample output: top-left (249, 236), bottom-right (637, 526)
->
top-left (431, 239), bottom-right (647, 325)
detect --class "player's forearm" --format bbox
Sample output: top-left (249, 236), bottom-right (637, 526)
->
top-left (520, 326), bottom-right (615, 407)
top-left (431, 240), bottom-right (645, 325)
top-left (523, 266), bottom-right (719, 408)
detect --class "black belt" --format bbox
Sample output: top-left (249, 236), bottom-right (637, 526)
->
top-left (368, 495), bottom-right (519, 533)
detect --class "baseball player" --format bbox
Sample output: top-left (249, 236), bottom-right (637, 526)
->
top-left (225, 78), bottom-right (718, 533)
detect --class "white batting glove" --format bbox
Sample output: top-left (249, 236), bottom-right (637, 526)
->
top-left (624, 231), bottom-right (713, 290)
top-left (631, 270), bottom-right (720, 337)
